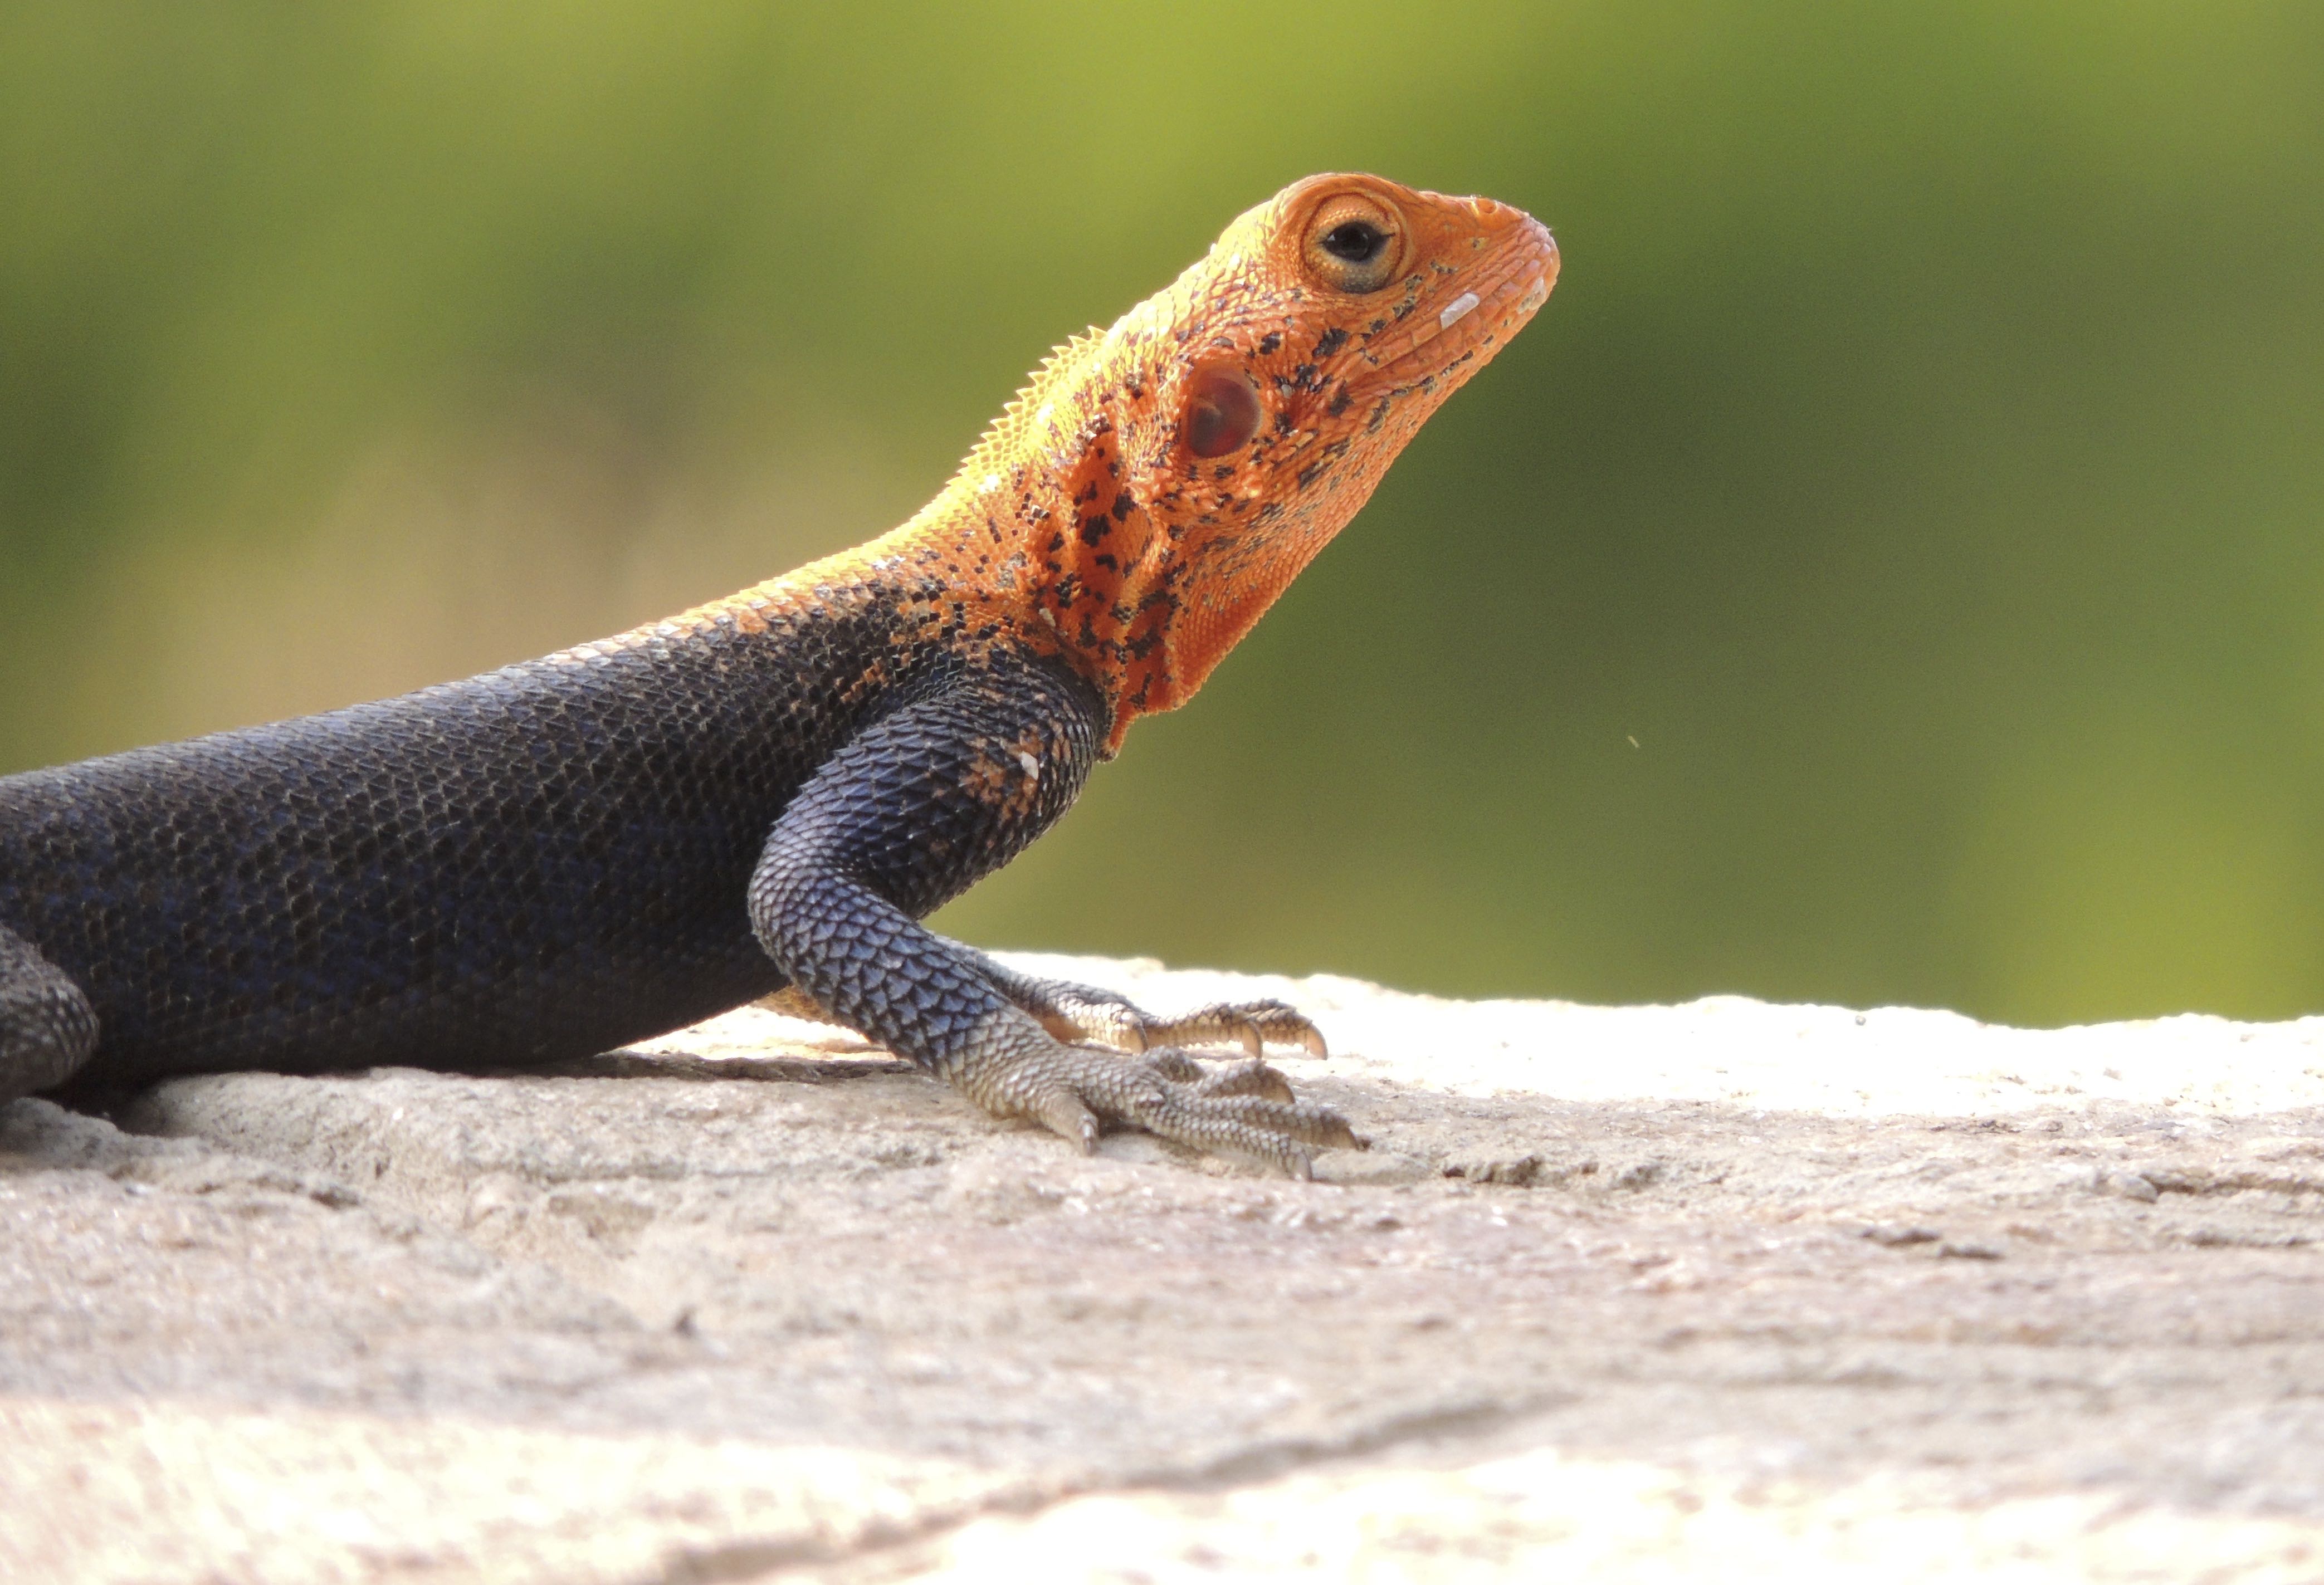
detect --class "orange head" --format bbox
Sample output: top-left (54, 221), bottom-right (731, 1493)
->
top-left (946, 173), bottom-right (1559, 751)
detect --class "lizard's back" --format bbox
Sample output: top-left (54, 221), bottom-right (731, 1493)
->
top-left (0, 588), bottom-right (909, 1090)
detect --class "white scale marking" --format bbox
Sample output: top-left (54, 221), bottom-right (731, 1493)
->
top-left (1438, 291), bottom-right (1482, 331)
top-left (1016, 751), bottom-right (1041, 780)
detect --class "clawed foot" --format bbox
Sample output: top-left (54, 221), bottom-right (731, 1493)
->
top-left (957, 1015), bottom-right (1365, 1178)
top-left (937, 947), bottom-right (1355, 1174)
top-left (777, 942), bottom-right (1358, 1175)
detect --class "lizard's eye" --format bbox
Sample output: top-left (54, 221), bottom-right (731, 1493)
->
top-left (1182, 367), bottom-right (1262, 458)
top-left (1303, 194), bottom-right (1404, 294)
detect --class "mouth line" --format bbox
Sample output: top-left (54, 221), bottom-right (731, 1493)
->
top-left (1370, 233), bottom-right (1556, 383)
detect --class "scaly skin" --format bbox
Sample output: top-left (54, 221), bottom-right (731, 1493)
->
top-left (0, 173), bottom-right (1556, 1175)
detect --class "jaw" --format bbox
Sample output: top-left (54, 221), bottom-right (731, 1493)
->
top-left (1139, 216), bottom-right (1561, 711)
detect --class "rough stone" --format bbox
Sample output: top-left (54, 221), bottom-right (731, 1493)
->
top-left (5, 954), bottom-right (2321, 1581)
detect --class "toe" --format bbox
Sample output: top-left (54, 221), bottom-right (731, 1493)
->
top-left (1181, 1056), bottom-right (1296, 1103)
top-left (1029, 1087), bottom-right (1102, 1152)
top-left (1202, 1093), bottom-right (1363, 1150)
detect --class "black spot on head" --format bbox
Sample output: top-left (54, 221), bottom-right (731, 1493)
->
top-left (1111, 491), bottom-right (1135, 521)
top-left (1258, 331), bottom-right (1283, 356)
top-left (1080, 514), bottom-right (1111, 546)
top-left (1326, 382), bottom-right (1353, 417)
top-left (1314, 326), bottom-right (1348, 358)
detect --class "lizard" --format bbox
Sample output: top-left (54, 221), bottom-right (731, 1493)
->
top-left (0, 172), bottom-right (1558, 1177)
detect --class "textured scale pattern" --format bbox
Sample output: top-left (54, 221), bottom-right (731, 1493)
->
top-left (0, 582), bottom-right (1050, 1093)
top-left (0, 173), bottom-right (1556, 1172)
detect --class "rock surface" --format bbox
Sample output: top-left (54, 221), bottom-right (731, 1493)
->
top-left (4, 954), bottom-right (2322, 1582)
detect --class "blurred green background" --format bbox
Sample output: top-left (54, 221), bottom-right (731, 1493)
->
top-left (4, 3), bottom-right (2322, 1025)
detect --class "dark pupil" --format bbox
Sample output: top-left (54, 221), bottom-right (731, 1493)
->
top-left (1320, 221), bottom-right (1384, 262)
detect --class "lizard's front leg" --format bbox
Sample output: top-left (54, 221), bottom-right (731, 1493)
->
top-left (745, 657), bottom-right (1361, 1176)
